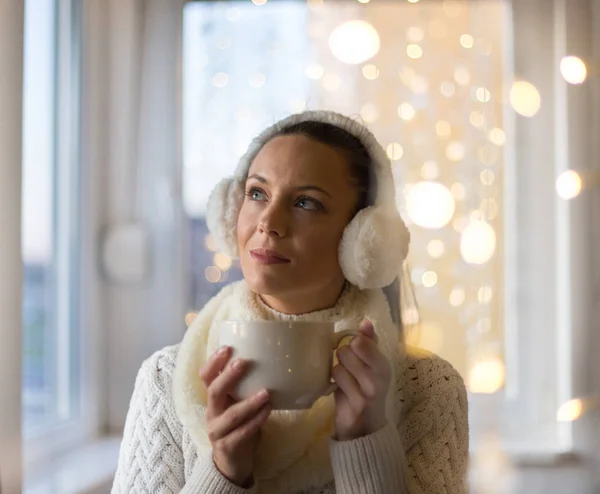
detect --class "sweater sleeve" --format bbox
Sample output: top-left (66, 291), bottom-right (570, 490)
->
top-left (402, 355), bottom-right (470, 494)
top-left (329, 421), bottom-right (408, 494)
top-left (111, 349), bottom-right (257, 494)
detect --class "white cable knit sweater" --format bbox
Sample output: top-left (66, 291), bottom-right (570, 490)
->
top-left (112, 282), bottom-right (469, 493)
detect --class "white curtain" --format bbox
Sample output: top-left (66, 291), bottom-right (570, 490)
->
top-left (103, 0), bottom-right (187, 429)
top-left (0, 2), bottom-right (25, 492)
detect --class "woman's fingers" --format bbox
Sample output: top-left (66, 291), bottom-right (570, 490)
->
top-left (337, 346), bottom-right (378, 399)
top-left (206, 358), bottom-right (251, 414)
top-left (332, 363), bottom-right (367, 415)
top-left (208, 389), bottom-right (270, 443)
top-left (199, 346), bottom-right (232, 387)
top-left (217, 403), bottom-right (271, 455)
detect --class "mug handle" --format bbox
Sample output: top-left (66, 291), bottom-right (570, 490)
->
top-left (320, 329), bottom-right (361, 398)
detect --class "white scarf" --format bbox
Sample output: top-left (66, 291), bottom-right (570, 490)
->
top-left (172, 281), bottom-right (400, 493)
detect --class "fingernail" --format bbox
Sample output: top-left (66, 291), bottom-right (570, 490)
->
top-left (257, 389), bottom-right (269, 400)
top-left (233, 359), bottom-right (245, 370)
top-left (218, 346), bottom-right (229, 355)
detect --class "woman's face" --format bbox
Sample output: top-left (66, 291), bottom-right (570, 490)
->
top-left (237, 134), bottom-right (358, 310)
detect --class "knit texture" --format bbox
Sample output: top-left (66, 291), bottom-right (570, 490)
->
top-left (112, 283), bottom-right (469, 493)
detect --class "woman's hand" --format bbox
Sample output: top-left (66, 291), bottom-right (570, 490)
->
top-left (200, 346), bottom-right (271, 487)
top-left (332, 320), bottom-right (392, 441)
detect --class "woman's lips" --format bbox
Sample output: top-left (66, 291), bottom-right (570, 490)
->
top-left (249, 248), bottom-right (291, 265)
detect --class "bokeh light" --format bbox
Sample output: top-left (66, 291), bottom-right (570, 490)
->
top-left (407, 181), bottom-right (455, 229)
top-left (560, 56), bottom-right (587, 84)
top-left (556, 170), bottom-right (582, 199)
top-left (329, 20), bottom-right (380, 64)
top-left (468, 357), bottom-right (505, 393)
top-left (460, 220), bottom-right (496, 264)
top-left (510, 81), bottom-right (541, 117)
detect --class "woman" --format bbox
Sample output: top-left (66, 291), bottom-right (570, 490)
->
top-left (112, 111), bottom-right (469, 493)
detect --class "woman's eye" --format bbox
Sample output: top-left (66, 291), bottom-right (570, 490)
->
top-left (247, 187), bottom-right (266, 201)
top-left (296, 197), bottom-right (322, 211)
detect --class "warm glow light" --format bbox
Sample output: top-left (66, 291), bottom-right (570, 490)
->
top-left (421, 160), bottom-right (439, 180)
top-left (422, 271), bottom-right (438, 287)
top-left (480, 169), bottom-right (495, 186)
top-left (510, 81), bottom-right (541, 117)
top-left (557, 398), bottom-right (583, 422)
top-left (205, 234), bottom-right (218, 252)
top-left (556, 170), bottom-right (582, 199)
top-left (427, 239), bottom-right (445, 258)
top-left (454, 67), bottom-right (470, 85)
top-left (249, 72), bottom-right (266, 88)
top-left (407, 26), bottom-right (424, 42)
top-left (252, 0), bottom-right (267, 5)
top-left (205, 266), bottom-right (222, 283)
top-left (357, 0), bottom-right (370, 3)
top-left (185, 312), bottom-right (198, 327)
top-left (305, 64), bottom-right (324, 80)
top-left (460, 221), bottom-right (496, 264)
top-left (214, 252), bottom-right (232, 271)
top-left (418, 321), bottom-right (443, 353)
top-left (460, 34), bottom-right (474, 48)
top-left (470, 111), bottom-right (485, 127)
top-left (386, 143), bottom-right (404, 160)
top-left (452, 215), bottom-right (468, 233)
top-left (360, 103), bottom-right (379, 123)
top-left (408, 0), bottom-right (420, 3)
top-left (446, 141), bottom-right (465, 162)
top-left (488, 128), bottom-right (506, 146)
top-left (398, 103), bottom-right (416, 121)
top-left (469, 358), bottom-right (505, 393)
top-left (478, 285), bottom-right (493, 304)
top-left (329, 20), bottom-right (380, 64)
top-left (476, 87), bottom-right (491, 102)
top-left (440, 81), bottom-right (455, 97)
top-left (362, 64), bottom-right (379, 80)
top-left (436, 120), bottom-right (452, 137)
top-left (481, 198), bottom-right (499, 220)
top-left (407, 181), bottom-right (455, 229)
top-left (212, 72), bottom-right (229, 88)
top-left (560, 56), bottom-right (587, 84)
top-left (322, 73), bottom-right (341, 92)
top-left (449, 287), bottom-right (465, 307)
top-left (451, 183), bottom-right (466, 200)
top-left (406, 44), bottom-right (423, 59)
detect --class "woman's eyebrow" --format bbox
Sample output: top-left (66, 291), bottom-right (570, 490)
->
top-left (247, 174), bottom-right (332, 198)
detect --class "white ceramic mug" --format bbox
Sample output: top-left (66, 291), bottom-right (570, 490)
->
top-left (217, 321), bottom-right (360, 410)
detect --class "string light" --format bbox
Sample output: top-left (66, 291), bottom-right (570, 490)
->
top-left (560, 56), bottom-right (587, 84)
top-left (205, 234), bottom-right (218, 252)
top-left (469, 358), bottom-right (505, 393)
top-left (461, 220), bottom-right (496, 264)
top-left (556, 170), bottom-right (582, 199)
top-left (329, 20), bottom-right (380, 64)
top-left (407, 44), bottom-right (423, 59)
top-left (436, 120), bottom-right (452, 137)
top-left (407, 26), bottom-right (424, 42)
top-left (407, 181), bottom-right (455, 229)
top-left (460, 34), bottom-right (474, 48)
top-left (398, 102), bottom-right (416, 121)
top-left (422, 271), bottom-right (438, 287)
top-left (252, 0), bottom-right (267, 5)
top-left (305, 64), bottom-right (324, 80)
top-left (451, 183), bottom-right (466, 200)
top-left (427, 239), bottom-right (445, 258)
top-left (449, 287), bottom-right (466, 307)
top-left (212, 72), bottom-right (229, 88)
top-left (421, 160), bottom-right (439, 180)
top-left (488, 128), bottom-right (506, 146)
top-left (510, 81), bottom-right (541, 117)
top-left (454, 67), bottom-right (471, 85)
top-left (362, 64), bottom-right (380, 80)
top-left (386, 143), bottom-right (404, 160)
top-left (360, 103), bottom-right (379, 123)
top-left (475, 87), bottom-right (491, 103)
top-left (205, 266), bottom-right (222, 283)
top-left (446, 141), bottom-right (465, 161)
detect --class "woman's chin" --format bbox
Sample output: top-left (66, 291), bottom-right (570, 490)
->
top-left (243, 269), bottom-right (294, 297)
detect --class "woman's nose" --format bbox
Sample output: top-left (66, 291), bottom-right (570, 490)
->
top-left (258, 203), bottom-right (288, 238)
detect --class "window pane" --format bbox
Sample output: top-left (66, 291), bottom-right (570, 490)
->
top-left (22, 0), bottom-right (81, 433)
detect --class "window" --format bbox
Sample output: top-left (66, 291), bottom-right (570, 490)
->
top-left (182, 0), bottom-right (580, 457)
top-left (22, 0), bottom-right (83, 455)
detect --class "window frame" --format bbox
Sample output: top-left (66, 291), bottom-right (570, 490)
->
top-left (23, 0), bottom-right (101, 471)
